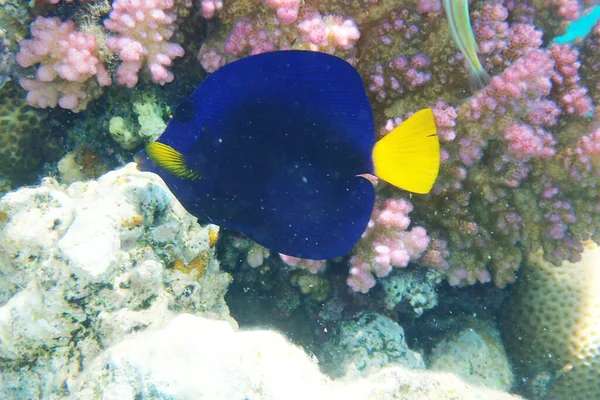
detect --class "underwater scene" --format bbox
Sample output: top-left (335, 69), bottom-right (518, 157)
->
top-left (1, 0), bottom-right (600, 399)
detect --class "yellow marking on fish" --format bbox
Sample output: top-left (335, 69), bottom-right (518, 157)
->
top-left (372, 108), bottom-right (440, 194)
top-left (443, 0), bottom-right (491, 90)
top-left (145, 142), bottom-right (200, 180)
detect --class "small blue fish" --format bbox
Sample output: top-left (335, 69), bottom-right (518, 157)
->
top-left (135, 50), bottom-right (439, 260)
top-left (443, 0), bottom-right (491, 90)
top-left (553, 6), bottom-right (600, 44)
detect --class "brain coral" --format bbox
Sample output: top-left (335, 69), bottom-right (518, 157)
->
top-left (500, 240), bottom-right (600, 400)
top-left (0, 82), bottom-right (47, 179)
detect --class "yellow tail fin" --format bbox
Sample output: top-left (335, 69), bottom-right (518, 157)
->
top-left (372, 108), bottom-right (440, 194)
top-left (145, 142), bottom-right (200, 180)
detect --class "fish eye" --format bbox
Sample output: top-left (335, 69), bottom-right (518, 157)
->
top-left (174, 100), bottom-right (195, 122)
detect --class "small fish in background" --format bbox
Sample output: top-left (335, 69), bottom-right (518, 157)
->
top-left (553, 6), bottom-right (600, 45)
top-left (443, 0), bottom-right (491, 91)
top-left (135, 50), bottom-right (440, 260)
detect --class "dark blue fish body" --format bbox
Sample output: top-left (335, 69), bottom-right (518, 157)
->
top-left (137, 51), bottom-right (377, 259)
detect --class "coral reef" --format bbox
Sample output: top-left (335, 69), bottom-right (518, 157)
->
top-left (8, 0), bottom-right (600, 292)
top-left (581, 14), bottom-right (600, 106)
top-left (0, 164), bottom-right (230, 398)
top-left (290, 269), bottom-right (330, 302)
top-left (371, 3), bottom-right (600, 288)
top-left (197, 0), bottom-right (361, 72)
top-left (188, 0), bottom-right (600, 291)
top-left (348, 197), bottom-right (431, 293)
top-left (0, 85), bottom-right (41, 174)
top-left (104, 0), bottom-right (186, 87)
top-left (0, 0), bottom-right (31, 73)
top-left (2, 1), bottom-right (600, 397)
top-left (380, 268), bottom-right (441, 317)
top-left (16, 16), bottom-right (111, 112)
top-left (499, 241), bottom-right (600, 400)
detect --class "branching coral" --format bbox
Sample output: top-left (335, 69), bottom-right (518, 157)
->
top-left (16, 16), bottom-right (111, 111)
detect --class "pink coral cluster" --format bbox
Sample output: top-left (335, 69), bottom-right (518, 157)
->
top-left (357, 7), bottom-right (431, 104)
top-left (581, 19), bottom-right (600, 105)
top-left (347, 198), bottom-right (430, 293)
top-left (264, 0), bottom-right (301, 25)
top-left (221, 17), bottom-right (284, 57)
top-left (279, 254), bottom-right (327, 274)
top-left (17, 0), bottom-right (190, 110)
top-left (549, 43), bottom-right (593, 116)
top-left (417, 0), bottom-right (442, 14)
top-left (503, 122), bottom-right (556, 161)
top-left (367, 54), bottom-right (432, 102)
top-left (358, 0), bottom-right (598, 288)
top-left (563, 128), bottom-right (600, 187)
top-left (409, 35), bottom-right (596, 285)
top-left (198, 3), bottom-right (360, 72)
top-left (460, 48), bottom-right (557, 154)
top-left (473, 3), bottom-right (544, 73)
top-left (297, 11), bottom-right (360, 52)
top-left (200, 0), bottom-right (223, 19)
top-left (104, 0), bottom-right (185, 88)
top-left (550, 0), bottom-right (581, 20)
top-left (16, 16), bottom-right (111, 112)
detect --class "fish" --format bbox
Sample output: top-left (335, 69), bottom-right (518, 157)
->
top-left (443, 0), bottom-right (491, 90)
top-left (135, 50), bottom-right (439, 260)
top-left (553, 6), bottom-right (600, 44)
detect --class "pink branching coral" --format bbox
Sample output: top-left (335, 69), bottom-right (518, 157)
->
top-left (16, 16), bottom-right (111, 112)
top-left (264, 0), bottom-right (301, 25)
top-left (343, 0), bottom-right (598, 288)
top-left (104, 0), bottom-right (185, 87)
top-left (568, 128), bottom-right (600, 186)
top-left (417, 0), bottom-right (442, 14)
top-left (279, 254), bottom-right (327, 274)
top-left (367, 53), bottom-right (432, 102)
top-left (581, 19), bottom-right (600, 105)
top-left (347, 198), bottom-right (430, 293)
top-left (200, 0), bottom-right (223, 19)
top-left (357, 7), bottom-right (432, 105)
top-left (197, 3), bottom-right (360, 72)
top-left (408, 42), bottom-right (596, 286)
top-left (473, 3), bottom-right (543, 72)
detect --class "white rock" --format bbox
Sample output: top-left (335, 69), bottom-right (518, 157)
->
top-left (429, 322), bottom-right (515, 391)
top-left (0, 164), bottom-right (229, 398)
top-left (72, 314), bottom-right (524, 400)
top-left (72, 314), bottom-right (330, 399)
